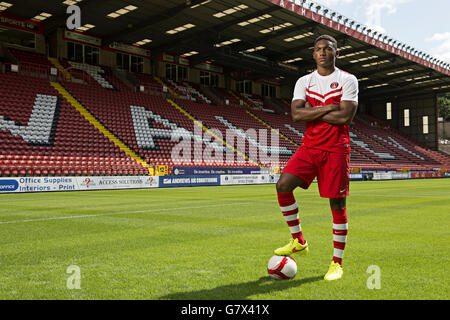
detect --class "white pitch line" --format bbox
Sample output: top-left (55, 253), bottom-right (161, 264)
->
top-left (0, 202), bottom-right (256, 225)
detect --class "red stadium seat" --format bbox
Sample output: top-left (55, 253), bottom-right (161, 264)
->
top-left (1, 48), bottom-right (449, 179)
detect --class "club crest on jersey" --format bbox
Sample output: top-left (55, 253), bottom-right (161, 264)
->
top-left (330, 82), bottom-right (339, 89)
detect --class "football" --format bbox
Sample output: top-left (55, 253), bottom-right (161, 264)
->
top-left (267, 255), bottom-right (297, 279)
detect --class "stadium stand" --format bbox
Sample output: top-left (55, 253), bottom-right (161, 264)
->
top-left (0, 71), bottom-right (147, 177)
top-left (60, 66), bottom-right (251, 170)
top-left (1, 45), bottom-right (449, 177)
top-left (0, 0), bottom-right (449, 180)
top-left (133, 73), bottom-right (165, 96)
top-left (173, 98), bottom-right (294, 167)
top-left (8, 48), bottom-right (53, 68)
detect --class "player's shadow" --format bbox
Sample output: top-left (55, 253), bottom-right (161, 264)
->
top-left (160, 275), bottom-right (322, 300)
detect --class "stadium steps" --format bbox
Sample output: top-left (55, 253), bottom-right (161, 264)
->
top-left (414, 145), bottom-right (450, 167)
top-left (8, 48), bottom-right (54, 67)
top-left (50, 81), bottom-right (152, 172)
top-left (173, 98), bottom-right (294, 167)
top-left (235, 92), bottom-right (257, 109)
top-left (0, 72), bottom-right (147, 177)
top-left (351, 122), bottom-right (428, 168)
top-left (228, 90), bottom-right (249, 108)
top-left (231, 91), bottom-right (265, 111)
top-left (48, 57), bottom-right (72, 80)
top-left (213, 87), bottom-right (242, 107)
top-left (133, 72), bottom-right (164, 95)
top-left (154, 76), bottom-right (178, 97)
top-left (199, 85), bottom-right (223, 105)
top-left (166, 98), bottom-right (262, 167)
top-left (245, 109), bottom-right (300, 148)
top-left (263, 97), bottom-right (286, 114)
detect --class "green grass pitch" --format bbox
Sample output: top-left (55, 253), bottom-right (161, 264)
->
top-left (0, 179), bottom-right (448, 300)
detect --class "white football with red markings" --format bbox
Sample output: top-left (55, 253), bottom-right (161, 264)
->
top-left (267, 255), bottom-right (297, 280)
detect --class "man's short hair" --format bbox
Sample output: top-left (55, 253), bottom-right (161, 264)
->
top-left (314, 35), bottom-right (338, 50)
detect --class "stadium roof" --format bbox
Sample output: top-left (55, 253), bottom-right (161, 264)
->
top-left (3, 0), bottom-right (450, 100)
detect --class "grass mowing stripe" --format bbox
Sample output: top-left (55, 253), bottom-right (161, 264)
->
top-left (0, 202), bottom-right (256, 225)
top-left (0, 179), bottom-right (448, 299)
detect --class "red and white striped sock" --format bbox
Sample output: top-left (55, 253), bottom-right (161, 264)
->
top-left (331, 208), bottom-right (348, 266)
top-left (277, 192), bottom-right (305, 245)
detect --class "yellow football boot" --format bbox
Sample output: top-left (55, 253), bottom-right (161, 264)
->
top-left (324, 261), bottom-right (343, 281)
top-left (274, 238), bottom-right (309, 256)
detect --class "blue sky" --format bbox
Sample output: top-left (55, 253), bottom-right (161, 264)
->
top-left (312, 0), bottom-right (450, 63)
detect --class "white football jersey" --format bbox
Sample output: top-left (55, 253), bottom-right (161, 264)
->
top-left (291, 68), bottom-right (359, 153)
top-left (292, 68), bottom-right (358, 106)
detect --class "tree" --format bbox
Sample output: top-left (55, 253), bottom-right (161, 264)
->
top-left (438, 93), bottom-right (450, 121)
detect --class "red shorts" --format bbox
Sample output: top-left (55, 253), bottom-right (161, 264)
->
top-left (282, 146), bottom-right (350, 198)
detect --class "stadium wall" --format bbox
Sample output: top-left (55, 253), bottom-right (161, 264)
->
top-left (51, 28), bottom-right (151, 74)
top-left (438, 121), bottom-right (450, 140)
top-left (35, 34), bottom-right (46, 55)
top-left (280, 84), bottom-right (293, 100)
top-left (440, 144), bottom-right (450, 156)
top-left (367, 94), bottom-right (438, 150)
top-left (2, 36), bottom-right (46, 57)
